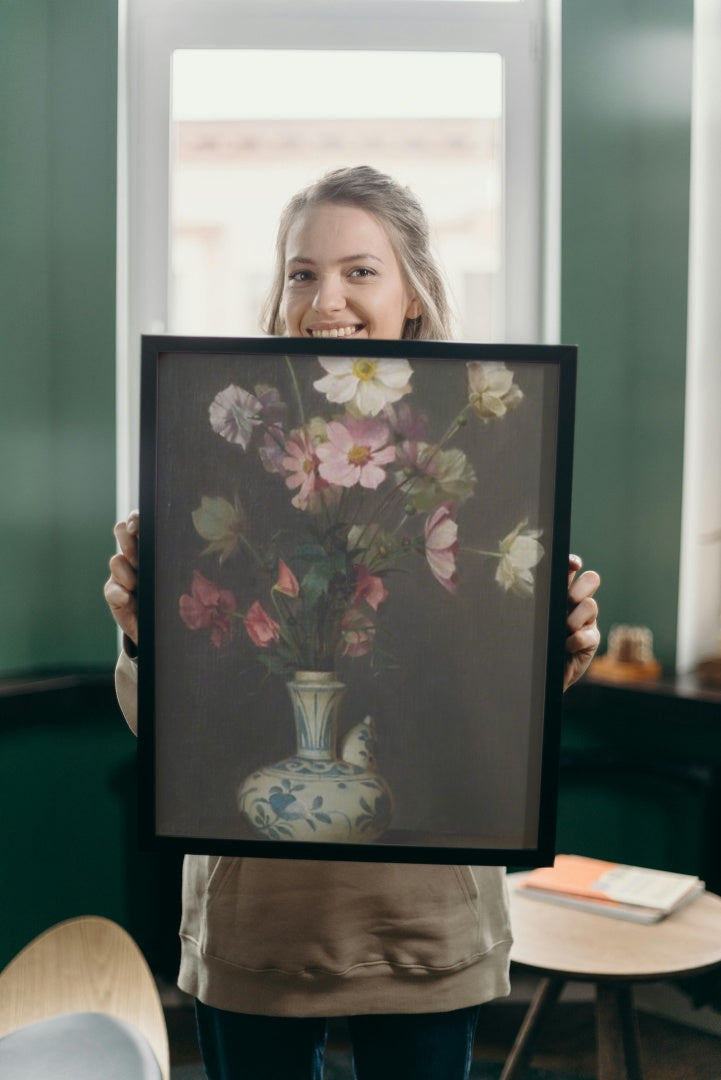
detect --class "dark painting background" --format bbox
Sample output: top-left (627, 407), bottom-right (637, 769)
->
top-left (149, 349), bottom-right (560, 851)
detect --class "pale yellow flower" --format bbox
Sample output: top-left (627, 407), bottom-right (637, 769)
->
top-left (467, 361), bottom-right (523, 420)
top-left (495, 520), bottom-right (544, 597)
top-left (192, 495), bottom-right (247, 564)
top-left (396, 442), bottom-right (476, 512)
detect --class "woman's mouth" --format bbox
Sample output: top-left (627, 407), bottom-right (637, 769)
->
top-left (307, 324), bottom-right (364, 339)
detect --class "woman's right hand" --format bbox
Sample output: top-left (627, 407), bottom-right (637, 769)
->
top-left (104, 510), bottom-right (139, 646)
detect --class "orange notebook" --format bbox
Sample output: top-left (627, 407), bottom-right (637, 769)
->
top-left (517, 855), bottom-right (704, 923)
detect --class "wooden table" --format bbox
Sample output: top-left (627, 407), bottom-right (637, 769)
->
top-left (503, 873), bottom-right (721, 1080)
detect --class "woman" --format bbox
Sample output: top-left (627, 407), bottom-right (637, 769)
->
top-left (106, 166), bottom-right (601, 1080)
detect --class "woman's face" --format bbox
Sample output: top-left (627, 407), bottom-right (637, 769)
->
top-left (280, 203), bottom-right (421, 341)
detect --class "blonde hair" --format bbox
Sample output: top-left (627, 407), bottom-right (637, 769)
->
top-left (262, 165), bottom-right (453, 341)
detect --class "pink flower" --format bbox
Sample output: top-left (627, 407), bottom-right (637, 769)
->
top-left (209, 384), bottom-right (263, 449)
top-left (253, 383), bottom-right (287, 428)
top-left (282, 427), bottom-right (331, 513)
top-left (316, 418), bottom-right (395, 490)
top-left (258, 431), bottom-right (286, 475)
top-left (340, 607), bottom-right (376, 657)
top-left (243, 601), bottom-right (281, 648)
top-left (383, 401), bottom-right (429, 441)
top-left (353, 565), bottom-right (388, 612)
top-left (179, 570), bottom-right (237, 647)
top-left (274, 559), bottom-right (300, 598)
top-left (424, 502), bottom-right (459, 594)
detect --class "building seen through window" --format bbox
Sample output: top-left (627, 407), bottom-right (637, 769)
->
top-left (170, 50), bottom-right (503, 341)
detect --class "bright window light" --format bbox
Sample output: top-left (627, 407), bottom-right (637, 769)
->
top-left (170, 50), bottom-right (503, 341)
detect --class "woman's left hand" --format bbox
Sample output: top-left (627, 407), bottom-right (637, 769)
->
top-left (564, 555), bottom-right (601, 691)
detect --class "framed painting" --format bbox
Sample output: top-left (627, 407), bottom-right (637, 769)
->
top-left (138, 336), bottom-right (576, 865)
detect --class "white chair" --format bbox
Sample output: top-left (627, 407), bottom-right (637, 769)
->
top-left (0, 915), bottom-right (170, 1079)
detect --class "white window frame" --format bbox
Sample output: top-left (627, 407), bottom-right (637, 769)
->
top-left (116, 0), bottom-right (559, 512)
top-left (676, 0), bottom-right (721, 674)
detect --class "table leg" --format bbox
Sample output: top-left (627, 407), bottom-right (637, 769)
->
top-left (500, 976), bottom-right (565, 1080)
top-left (596, 982), bottom-right (643, 1080)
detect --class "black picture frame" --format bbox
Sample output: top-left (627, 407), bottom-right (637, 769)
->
top-left (138, 335), bottom-right (576, 865)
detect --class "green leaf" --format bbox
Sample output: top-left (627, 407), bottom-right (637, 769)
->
top-left (295, 542), bottom-right (328, 563)
top-left (258, 652), bottom-right (288, 676)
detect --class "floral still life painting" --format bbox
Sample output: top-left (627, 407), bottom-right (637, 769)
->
top-left (140, 338), bottom-right (576, 864)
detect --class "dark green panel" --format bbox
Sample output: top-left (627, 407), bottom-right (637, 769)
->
top-left (0, 681), bottom-right (184, 976)
top-left (47, 0), bottom-right (118, 666)
top-left (0, 685), bottom-right (132, 966)
top-left (562, 0), bottom-right (693, 668)
top-left (559, 682), bottom-right (721, 889)
top-left (0, 2), bottom-right (55, 668)
top-left (0, 0), bottom-right (118, 673)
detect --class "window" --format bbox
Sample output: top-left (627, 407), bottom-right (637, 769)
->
top-left (169, 49), bottom-right (503, 340)
top-left (118, 0), bottom-right (557, 510)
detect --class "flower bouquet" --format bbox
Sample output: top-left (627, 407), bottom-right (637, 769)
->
top-left (177, 354), bottom-right (544, 842)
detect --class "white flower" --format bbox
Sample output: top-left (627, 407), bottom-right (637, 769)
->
top-left (313, 357), bottom-right (412, 417)
top-left (209, 384), bottom-right (263, 449)
top-left (467, 361), bottom-right (523, 420)
top-left (495, 520), bottom-right (544, 597)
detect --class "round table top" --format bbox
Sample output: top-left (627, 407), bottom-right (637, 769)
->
top-left (508, 871), bottom-right (721, 981)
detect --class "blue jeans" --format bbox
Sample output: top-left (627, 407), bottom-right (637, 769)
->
top-left (195, 1000), bottom-right (481, 1080)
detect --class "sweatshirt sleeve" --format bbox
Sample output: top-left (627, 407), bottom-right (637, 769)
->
top-left (115, 641), bottom-right (139, 736)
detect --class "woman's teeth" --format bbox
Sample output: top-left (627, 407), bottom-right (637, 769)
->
top-left (310, 325), bottom-right (360, 338)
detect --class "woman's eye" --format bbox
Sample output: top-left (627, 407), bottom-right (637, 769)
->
top-left (349, 267), bottom-right (375, 279)
top-left (288, 270), bottom-right (313, 283)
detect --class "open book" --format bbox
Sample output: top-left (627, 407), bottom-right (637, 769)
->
top-left (516, 854), bottom-right (705, 923)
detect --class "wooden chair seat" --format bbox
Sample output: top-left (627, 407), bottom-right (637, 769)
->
top-left (0, 916), bottom-right (169, 1079)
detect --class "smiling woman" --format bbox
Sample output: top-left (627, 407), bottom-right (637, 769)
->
top-left (263, 168), bottom-right (451, 342)
top-left (285, 222), bottom-right (419, 341)
top-left (280, 204), bottom-right (420, 340)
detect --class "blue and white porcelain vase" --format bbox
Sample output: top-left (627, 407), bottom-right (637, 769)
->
top-left (238, 670), bottom-right (393, 843)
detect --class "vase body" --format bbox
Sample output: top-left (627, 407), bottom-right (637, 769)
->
top-left (238, 671), bottom-right (393, 843)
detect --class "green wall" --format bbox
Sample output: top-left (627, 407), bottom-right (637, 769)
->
top-left (0, 2), bottom-right (694, 674)
top-left (0, 0), bottom-right (118, 675)
top-left (562, 0), bottom-right (693, 669)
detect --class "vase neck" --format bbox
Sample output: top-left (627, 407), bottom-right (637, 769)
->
top-left (287, 672), bottom-right (345, 760)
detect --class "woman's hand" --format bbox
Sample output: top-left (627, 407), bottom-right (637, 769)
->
top-left (103, 510), bottom-right (139, 646)
top-left (564, 554), bottom-right (601, 691)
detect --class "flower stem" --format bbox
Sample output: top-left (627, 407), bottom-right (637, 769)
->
top-left (285, 355), bottom-right (306, 427)
top-left (270, 591), bottom-right (306, 663)
top-left (463, 547), bottom-right (501, 558)
top-left (436, 402), bottom-right (474, 450)
top-left (238, 532), bottom-right (268, 568)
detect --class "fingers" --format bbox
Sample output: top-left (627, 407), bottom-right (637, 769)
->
top-left (105, 511), bottom-right (140, 645)
top-left (566, 592), bottom-right (599, 636)
top-left (568, 568), bottom-right (601, 609)
top-left (564, 561), bottom-right (601, 690)
top-left (565, 623), bottom-right (601, 658)
top-left (103, 576), bottom-right (139, 643)
top-left (113, 510), bottom-right (139, 568)
top-left (108, 551), bottom-right (137, 591)
top-left (567, 553), bottom-right (583, 588)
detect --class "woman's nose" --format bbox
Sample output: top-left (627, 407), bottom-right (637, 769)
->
top-left (312, 274), bottom-right (345, 315)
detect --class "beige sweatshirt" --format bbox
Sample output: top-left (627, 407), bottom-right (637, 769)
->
top-left (116, 650), bottom-right (512, 1016)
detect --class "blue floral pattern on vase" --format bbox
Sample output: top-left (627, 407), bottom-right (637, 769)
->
top-left (238, 672), bottom-right (393, 843)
